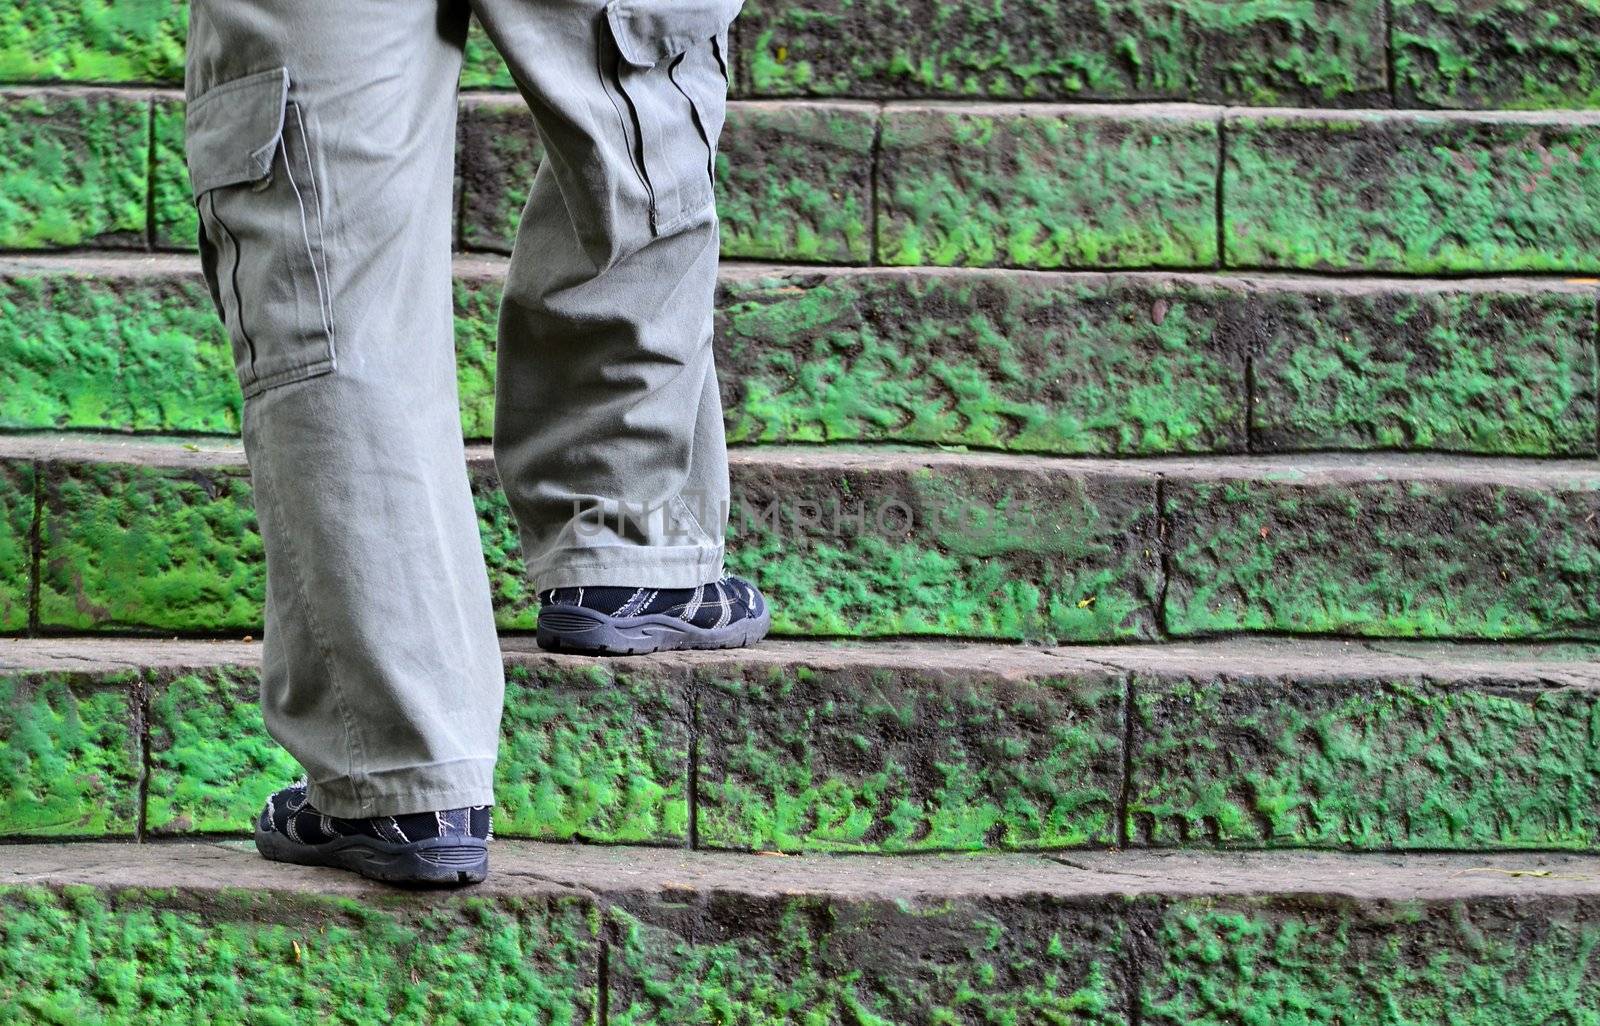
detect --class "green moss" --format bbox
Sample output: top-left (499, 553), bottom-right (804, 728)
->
top-left (1146, 899), bottom-right (1600, 1023)
top-left (1131, 674), bottom-right (1600, 848)
top-left (0, 270), bottom-right (239, 434)
top-left (610, 897), bottom-right (1127, 1024)
top-left (461, 18), bottom-right (512, 89)
top-left (7, 265), bottom-right (1595, 457)
top-left (722, 460), bottom-right (1161, 641)
top-left (144, 668), bottom-right (300, 835)
top-left (472, 465), bottom-right (537, 631)
top-left (742, 0), bottom-right (1387, 105)
top-left (495, 661), bottom-right (690, 844)
top-left (1395, 0), bottom-right (1600, 109)
top-left (0, 886), bottom-right (598, 1024)
top-left (0, 672), bottom-right (139, 837)
top-left (1164, 472), bottom-right (1600, 639)
top-left (453, 276), bottom-right (500, 440)
top-left (717, 270), bottom-right (1246, 454)
top-left (475, 456), bottom-right (1159, 641)
top-left (879, 107), bottom-right (1219, 269)
top-left (1226, 112), bottom-right (1600, 272)
top-left (32, 449), bottom-right (1600, 642)
top-left (716, 104), bottom-right (875, 263)
top-left (0, 265), bottom-right (496, 438)
top-left (0, 90), bottom-right (150, 248)
top-left (70, 655), bottom-right (687, 842)
top-left (1251, 285), bottom-right (1599, 454)
top-left (17, 454), bottom-right (1011, 638)
top-left (0, 0), bottom-right (185, 83)
top-left (0, 460), bottom-right (33, 631)
top-left (37, 460), bottom-right (264, 632)
top-left (150, 97), bottom-right (195, 249)
top-left (694, 659), bottom-right (1124, 852)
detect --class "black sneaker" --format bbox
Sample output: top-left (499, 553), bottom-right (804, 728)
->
top-left (536, 574), bottom-right (771, 655)
top-left (254, 780), bottom-right (490, 885)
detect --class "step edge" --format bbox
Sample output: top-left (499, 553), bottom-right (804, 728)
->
top-left (8, 249), bottom-right (1599, 295)
top-left (7, 432), bottom-right (1600, 486)
top-left (4, 635), bottom-right (1597, 683)
top-left (6, 839), bottom-right (1600, 904)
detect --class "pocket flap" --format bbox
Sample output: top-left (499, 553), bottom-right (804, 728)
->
top-left (185, 67), bottom-right (290, 198)
top-left (605, 0), bottom-right (741, 67)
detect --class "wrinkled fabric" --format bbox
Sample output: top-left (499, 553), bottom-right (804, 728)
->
top-left (185, 0), bottom-right (738, 818)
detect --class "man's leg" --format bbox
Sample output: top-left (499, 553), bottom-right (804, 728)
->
top-left (185, 0), bottom-right (504, 868)
top-left (472, 0), bottom-right (767, 654)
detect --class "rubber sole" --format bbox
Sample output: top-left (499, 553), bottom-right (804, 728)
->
top-left (255, 827), bottom-right (488, 886)
top-left (536, 602), bottom-right (772, 656)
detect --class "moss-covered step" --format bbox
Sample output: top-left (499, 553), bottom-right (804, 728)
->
top-left (0, 842), bottom-right (601, 1023)
top-left (608, 846), bottom-right (1600, 1025)
top-left (0, 4), bottom-right (669, 93)
top-left (0, 88), bottom-right (150, 250)
top-left (878, 104), bottom-right (1221, 269)
top-left (0, 1), bottom-right (185, 85)
top-left (724, 268), bottom-right (1600, 456)
top-left (10, 256), bottom-right (1600, 456)
top-left (3, 435), bottom-right (1162, 641)
top-left (0, 638), bottom-right (1124, 851)
top-left (13, 435), bottom-right (1600, 640)
top-left (487, 447), bottom-right (1162, 641)
top-left (718, 266), bottom-right (1248, 455)
top-left (1094, 640), bottom-right (1600, 850)
top-left (1141, 872), bottom-right (1600, 1025)
top-left (739, 0), bottom-right (1388, 106)
top-left (685, 642), bottom-right (1126, 852)
top-left (0, 637), bottom-right (691, 843)
top-left (458, 96), bottom-right (876, 261)
top-left (1163, 455), bottom-right (1600, 639)
top-left (0, 461), bottom-right (32, 633)
top-left (149, 93), bottom-right (193, 250)
top-left (29, 441), bottom-right (263, 634)
top-left (8, 636), bottom-right (1600, 852)
top-left (1246, 276), bottom-right (1599, 455)
top-left (0, 664), bottom-right (141, 837)
top-left (1225, 108), bottom-right (1600, 273)
top-left (0, 256), bottom-right (241, 435)
top-left (1395, 0), bottom-right (1600, 110)
top-left (9, 841), bottom-right (1600, 1025)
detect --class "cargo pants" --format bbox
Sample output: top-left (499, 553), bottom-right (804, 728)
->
top-left (184, 0), bottom-right (738, 817)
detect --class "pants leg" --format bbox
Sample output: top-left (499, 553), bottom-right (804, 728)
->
top-left (472, 0), bottom-right (740, 592)
top-left (185, 0), bottom-right (505, 817)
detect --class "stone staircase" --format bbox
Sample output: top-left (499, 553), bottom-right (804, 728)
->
top-left (7, 0), bottom-right (1600, 1020)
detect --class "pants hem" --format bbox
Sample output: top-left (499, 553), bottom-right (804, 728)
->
top-left (529, 544), bottom-right (725, 592)
top-left (307, 759), bottom-right (497, 818)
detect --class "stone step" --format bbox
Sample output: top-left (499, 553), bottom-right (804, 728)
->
top-left (10, 89), bottom-right (1600, 272)
top-left (3, 635), bottom-right (1598, 852)
top-left (3, 839), bottom-right (1600, 1021)
top-left (744, 1), bottom-right (1600, 112)
top-left (7, 0), bottom-right (1595, 110)
top-left (4, 433), bottom-right (1600, 642)
top-left (7, 254), bottom-right (1597, 456)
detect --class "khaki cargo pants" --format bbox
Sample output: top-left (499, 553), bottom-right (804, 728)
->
top-left (184, 0), bottom-right (738, 817)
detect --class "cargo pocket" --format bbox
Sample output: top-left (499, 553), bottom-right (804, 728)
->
top-left (186, 66), bottom-right (335, 398)
top-left (602, 0), bottom-right (736, 236)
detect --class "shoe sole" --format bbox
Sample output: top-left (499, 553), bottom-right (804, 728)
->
top-left (255, 827), bottom-right (488, 886)
top-left (536, 603), bottom-right (772, 656)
